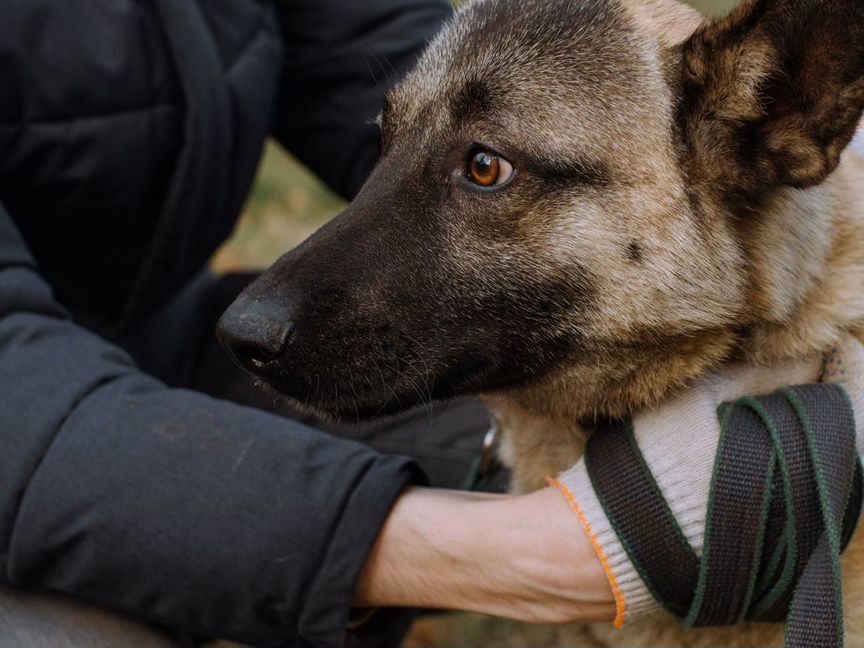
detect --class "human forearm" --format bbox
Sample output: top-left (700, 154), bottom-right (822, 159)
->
top-left (0, 198), bottom-right (429, 647)
top-left (353, 486), bottom-right (615, 624)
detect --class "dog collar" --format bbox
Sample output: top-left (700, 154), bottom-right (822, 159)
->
top-left (463, 421), bottom-right (504, 492)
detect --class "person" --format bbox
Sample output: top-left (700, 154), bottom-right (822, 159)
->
top-left (1, 1), bottom-right (861, 647)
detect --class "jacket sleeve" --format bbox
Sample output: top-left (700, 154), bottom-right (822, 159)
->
top-left (272, 0), bottom-right (452, 199)
top-left (0, 201), bottom-right (423, 648)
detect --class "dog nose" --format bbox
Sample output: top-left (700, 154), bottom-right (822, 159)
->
top-left (216, 297), bottom-right (295, 371)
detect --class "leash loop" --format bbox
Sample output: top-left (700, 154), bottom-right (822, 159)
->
top-left (585, 383), bottom-right (863, 648)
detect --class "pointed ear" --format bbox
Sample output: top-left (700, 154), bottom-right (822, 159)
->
top-left (678, 0), bottom-right (864, 193)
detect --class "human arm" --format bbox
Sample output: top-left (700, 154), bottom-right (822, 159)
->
top-left (271, 0), bottom-right (452, 198)
top-left (354, 486), bottom-right (616, 624)
top-left (0, 200), bottom-right (422, 648)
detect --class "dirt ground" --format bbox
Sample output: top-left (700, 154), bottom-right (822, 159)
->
top-left (211, 2), bottom-right (738, 645)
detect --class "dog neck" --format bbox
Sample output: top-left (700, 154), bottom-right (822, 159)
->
top-left (740, 152), bottom-right (864, 364)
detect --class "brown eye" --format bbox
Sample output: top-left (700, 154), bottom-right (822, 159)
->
top-left (467, 149), bottom-right (514, 187)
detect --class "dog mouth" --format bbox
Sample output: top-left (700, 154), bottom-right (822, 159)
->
top-left (218, 309), bottom-right (440, 420)
top-left (255, 366), bottom-right (422, 421)
top-left (216, 274), bottom-right (592, 421)
top-left (248, 338), bottom-right (557, 422)
top-left (218, 304), bottom-right (524, 421)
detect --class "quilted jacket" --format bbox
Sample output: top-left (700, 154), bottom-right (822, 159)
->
top-left (0, 1), bottom-right (449, 646)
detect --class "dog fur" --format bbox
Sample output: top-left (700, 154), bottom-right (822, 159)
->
top-left (222, 0), bottom-right (864, 644)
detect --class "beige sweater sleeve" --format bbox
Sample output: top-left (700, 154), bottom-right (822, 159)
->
top-left (551, 335), bottom-right (864, 628)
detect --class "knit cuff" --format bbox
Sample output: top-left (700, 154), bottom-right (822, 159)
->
top-left (552, 402), bottom-right (724, 625)
top-left (552, 462), bottom-right (658, 627)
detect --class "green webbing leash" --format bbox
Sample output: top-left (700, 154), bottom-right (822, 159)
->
top-left (585, 383), bottom-right (863, 648)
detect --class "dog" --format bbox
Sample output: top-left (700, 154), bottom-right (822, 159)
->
top-left (217, 0), bottom-right (864, 644)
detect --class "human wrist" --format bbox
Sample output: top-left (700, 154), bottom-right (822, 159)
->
top-left (492, 486), bottom-right (615, 624)
top-left (352, 487), bottom-right (507, 611)
top-left (353, 486), bottom-right (614, 624)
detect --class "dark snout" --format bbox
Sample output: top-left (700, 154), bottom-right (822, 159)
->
top-left (212, 151), bottom-right (525, 420)
top-left (210, 175), bottom-right (444, 419)
top-left (216, 293), bottom-right (296, 374)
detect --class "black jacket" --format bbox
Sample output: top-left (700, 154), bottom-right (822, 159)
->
top-left (0, 1), bottom-right (449, 646)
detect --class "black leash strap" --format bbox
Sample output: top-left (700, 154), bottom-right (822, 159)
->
top-left (585, 383), bottom-right (863, 647)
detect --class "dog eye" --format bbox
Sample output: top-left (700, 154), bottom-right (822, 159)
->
top-left (467, 149), bottom-right (513, 187)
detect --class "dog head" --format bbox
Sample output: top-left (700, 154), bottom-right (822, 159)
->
top-left (218, 0), bottom-right (864, 421)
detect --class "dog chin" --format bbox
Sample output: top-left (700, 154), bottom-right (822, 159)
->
top-left (255, 374), bottom-right (430, 423)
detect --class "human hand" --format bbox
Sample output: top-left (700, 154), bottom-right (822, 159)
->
top-left (353, 485), bottom-right (615, 624)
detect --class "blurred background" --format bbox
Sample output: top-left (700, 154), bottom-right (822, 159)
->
top-left (212, 1), bottom-right (738, 646)
top-left (686, 0), bottom-right (738, 16)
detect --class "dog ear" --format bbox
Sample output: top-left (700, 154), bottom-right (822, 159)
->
top-left (678, 0), bottom-right (864, 192)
